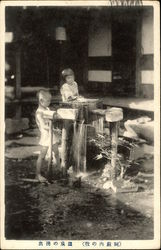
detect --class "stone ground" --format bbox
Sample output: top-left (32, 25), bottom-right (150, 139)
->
top-left (4, 129), bottom-right (154, 240)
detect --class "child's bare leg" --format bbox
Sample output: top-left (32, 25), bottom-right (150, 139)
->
top-left (52, 143), bottom-right (61, 168)
top-left (36, 146), bottom-right (48, 182)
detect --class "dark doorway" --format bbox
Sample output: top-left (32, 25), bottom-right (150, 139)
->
top-left (112, 17), bottom-right (136, 96)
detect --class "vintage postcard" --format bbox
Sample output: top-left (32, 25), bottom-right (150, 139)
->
top-left (0, 0), bottom-right (160, 249)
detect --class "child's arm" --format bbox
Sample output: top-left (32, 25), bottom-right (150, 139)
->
top-left (66, 82), bottom-right (78, 100)
top-left (73, 81), bottom-right (79, 96)
top-left (60, 85), bottom-right (68, 102)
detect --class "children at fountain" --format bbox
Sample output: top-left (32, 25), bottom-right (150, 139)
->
top-left (60, 68), bottom-right (79, 102)
top-left (35, 89), bottom-right (60, 182)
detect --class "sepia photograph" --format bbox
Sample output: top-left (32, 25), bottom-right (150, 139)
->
top-left (1, 0), bottom-right (160, 249)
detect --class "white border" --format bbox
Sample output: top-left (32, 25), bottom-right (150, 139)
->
top-left (0, 1), bottom-right (160, 249)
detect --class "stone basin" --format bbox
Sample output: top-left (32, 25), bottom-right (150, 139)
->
top-left (43, 108), bottom-right (78, 121)
top-left (59, 98), bottom-right (102, 123)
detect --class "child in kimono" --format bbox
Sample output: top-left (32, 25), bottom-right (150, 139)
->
top-left (60, 68), bottom-right (79, 102)
top-left (35, 89), bottom-right (60, 182)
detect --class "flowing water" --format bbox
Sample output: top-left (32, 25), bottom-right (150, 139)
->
top-left (72, 120), bottom-right (87, 173)
top-left (72, 114), bottom-right (105, 174)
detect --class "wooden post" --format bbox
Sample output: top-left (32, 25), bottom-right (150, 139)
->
top-left (61, 120), bottom-right (68, 176)
top-left (135, 12), bottom-right (142, 97)
top-left (59, 42), bottom-right (64, 88)
top-left (15, 47), bottom-right (21, 118)
top-left (48, 119), bottom-right (53, 173)
top-left (42, 108), bottom-right (78, 177)
top-left (105, 107), bottom-right (123, 181)
top-left (109, 121), bottom-right (119, 180)
top-left (15, 48), bottom-right (21, 99)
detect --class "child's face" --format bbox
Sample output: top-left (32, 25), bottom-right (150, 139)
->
top-left (40, 98), bottom-right (51, 108)
top-left (65, 75), bottom-right (74, 84)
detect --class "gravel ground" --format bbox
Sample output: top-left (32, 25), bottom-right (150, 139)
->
top-left (5, 154), bottom-right (154, 240)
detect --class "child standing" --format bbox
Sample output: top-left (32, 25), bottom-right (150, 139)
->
top-left (60, 68), bottom-right (79, 102)
top-left (35, 89), bottom-right (60, 182)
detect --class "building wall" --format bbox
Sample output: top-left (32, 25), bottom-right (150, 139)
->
top-left (88, 18), bottom-right (112, 93)
top-left (87, 8), bottom-right (154, 99)
top-left (88, 21), bottom-right (111, 57)
top-left (140, 7), bottom-right (154, 98)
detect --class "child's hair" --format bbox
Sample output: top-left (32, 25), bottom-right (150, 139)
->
top-left (61, 68), bottom-right (74, 85)
top-left (36, 89), bottom-right (52, 102)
